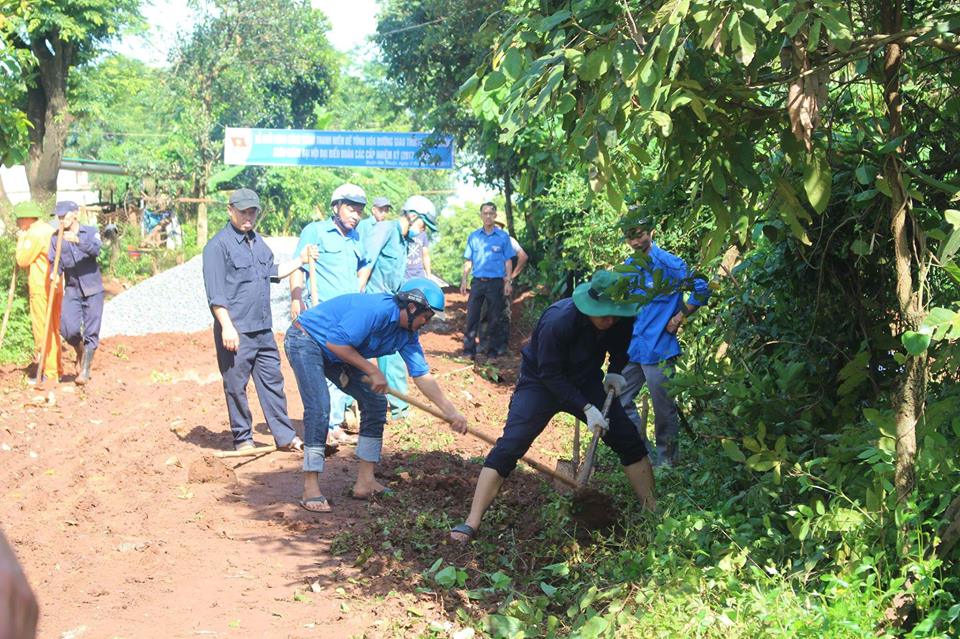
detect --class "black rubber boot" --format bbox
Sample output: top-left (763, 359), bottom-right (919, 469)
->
top-left (75, 347), bottom-right (95, 385)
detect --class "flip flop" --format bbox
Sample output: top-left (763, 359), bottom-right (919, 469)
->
top-left (349, 487), bottom-right (395, 500)
top-left (450, 523), bottom-right (476, 542)
top-left (299, 496), bottom-right (331, 513)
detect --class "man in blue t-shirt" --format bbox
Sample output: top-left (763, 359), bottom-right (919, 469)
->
top-left (611, 216), bottom-right (710, 467)
top-left (284, 280), bottom-right (467, 512)
top-left (460, 202), bottom-right (516, 359)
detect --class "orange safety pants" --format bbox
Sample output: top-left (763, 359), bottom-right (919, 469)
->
top-left (28, 285), bottom-right (62, 380)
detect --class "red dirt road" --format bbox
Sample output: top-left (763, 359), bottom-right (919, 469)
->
top-left (0, 293), bottom-right (572, 638)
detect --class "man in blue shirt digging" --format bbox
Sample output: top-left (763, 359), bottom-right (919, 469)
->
top-left (284, 278), bottom-right (468, 512)
top-left (612, 216), bottom-right (710, 467)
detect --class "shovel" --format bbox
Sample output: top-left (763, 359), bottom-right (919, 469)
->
top-left (575, 389), bottom-right (616, 489)
top-left (553, 417), bottom-right (581, 490)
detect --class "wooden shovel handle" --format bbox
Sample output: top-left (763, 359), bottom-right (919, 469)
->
top-left (213, 445), bottom-right (277, 458)
top-left (576, 389), bottom-right (616, 488)
top-left (376, 379), bottom-right (578, 489)
top-left (308, 255), bottom-right (318, 309)
top-left (36, 222), bottom-right (65, 389)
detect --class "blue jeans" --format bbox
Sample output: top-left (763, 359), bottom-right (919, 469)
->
top-left (284, 325), bottom-right (388, 473)
top-left (619, 360), bottom-right (679, 464)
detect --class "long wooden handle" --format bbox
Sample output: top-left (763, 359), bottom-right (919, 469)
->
top-left (308, 255), bottom-right (318, 309)
top-left (36, 223), bottom-right (65, 388)
top-left (213, 445), bottom-right (277, 458)
top-left (380, 381), bottom-right (578, 488)
top-left (0, 267), bottom-right (17, 351)
top-left (576, 389), bottom-right (616, 488)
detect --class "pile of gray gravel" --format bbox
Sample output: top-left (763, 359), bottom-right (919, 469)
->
top-left (100, 236), bottom-right (298, 338)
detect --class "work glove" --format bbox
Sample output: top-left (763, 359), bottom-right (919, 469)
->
top-left (583, 403), bottom-right (608, 436)
top-left (603, 373), bottom-right (627, 397)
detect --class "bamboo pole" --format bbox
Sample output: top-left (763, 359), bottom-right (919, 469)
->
top-left (35, 222), bottom-right (64, 388)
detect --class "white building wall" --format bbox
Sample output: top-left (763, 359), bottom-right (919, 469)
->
top-left (0, 165), bottom-right (100, 206)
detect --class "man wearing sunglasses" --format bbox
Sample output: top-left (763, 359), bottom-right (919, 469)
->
top-left (202, 188), bottom-right (318, 453)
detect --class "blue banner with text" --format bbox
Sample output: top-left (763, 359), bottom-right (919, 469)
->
top-left (223, 127), bottom-right (454, 170)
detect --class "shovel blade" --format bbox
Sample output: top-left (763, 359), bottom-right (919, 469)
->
top-left (554, 459), bottom-right (577, 493)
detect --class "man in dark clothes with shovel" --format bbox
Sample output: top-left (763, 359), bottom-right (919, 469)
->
top-left (450, 270), bottom-right (657, 542)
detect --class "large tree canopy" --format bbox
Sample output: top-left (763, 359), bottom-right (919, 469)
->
top-left (0, 0), bottom-right (142, 204)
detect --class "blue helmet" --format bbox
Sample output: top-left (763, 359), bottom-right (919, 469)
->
top-left (398, 277), bottom-right (445, 320)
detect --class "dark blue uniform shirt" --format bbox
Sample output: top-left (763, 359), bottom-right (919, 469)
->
top-left (202, 223), bottom-right (280, 333)
top-left (50, 225), bottom-right (104, 296)
top-left (520, 298), bottom-right (633, 411)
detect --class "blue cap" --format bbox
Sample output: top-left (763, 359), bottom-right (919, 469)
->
top-left (54, 201), bottom-right (79, 217)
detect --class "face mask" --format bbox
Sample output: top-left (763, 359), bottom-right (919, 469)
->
top-left (407, 228), bottom-right (420, 240)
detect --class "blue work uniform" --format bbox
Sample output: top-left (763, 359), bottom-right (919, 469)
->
top-left (202, 222), bottom-right (297, 449)
top-left (362, 220), bottom-right (409, 294)
top-left (356, 216), bottom-right (376, 246)
top-left (293, 218), bottom-right (365, 429)
top-left (284, 293), bottom-right (430, 473)
top-left (50, 225), bottom-right (105, 350)
top-left (484, 298), bottom-right (648, 477)
top-left (294, 218), bottom-right (365, 308)
top-left (619, 243), bottom-right (710, 465)
top-left (362, 220), bottom-right (413, 416)
top-left (462, 226), bottom-right (516, 356)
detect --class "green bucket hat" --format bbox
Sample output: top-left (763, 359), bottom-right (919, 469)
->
top-left (13, 201), bottom-right (43, 219)
top-left (572, 270), bottom-right (638, 317)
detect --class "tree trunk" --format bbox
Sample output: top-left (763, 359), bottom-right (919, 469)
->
top-left (881, 1), bottom-right (922, 509)
top-left (523, 168), bottom-right (540, 248)
top-left (25, 33), bottom-right (74, 207)
top-left (197, 200), bottom-right (209, 248)
top-left (196, 162), bottom-right (212, 248)
top-left (503, 169), bottom-right (516, 237)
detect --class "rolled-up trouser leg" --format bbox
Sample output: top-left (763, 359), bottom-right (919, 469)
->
top-left (335, 364), bottom-right (387, 463)
top-left (283, 325), bottom-right (330, 472)
top-left (642, 361), bottom-right (679, 463)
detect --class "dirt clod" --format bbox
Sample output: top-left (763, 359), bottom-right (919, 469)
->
top-left (188, 456), bottom-right (237, 484)
top-left (570, 488), bottom-right (617, 530)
